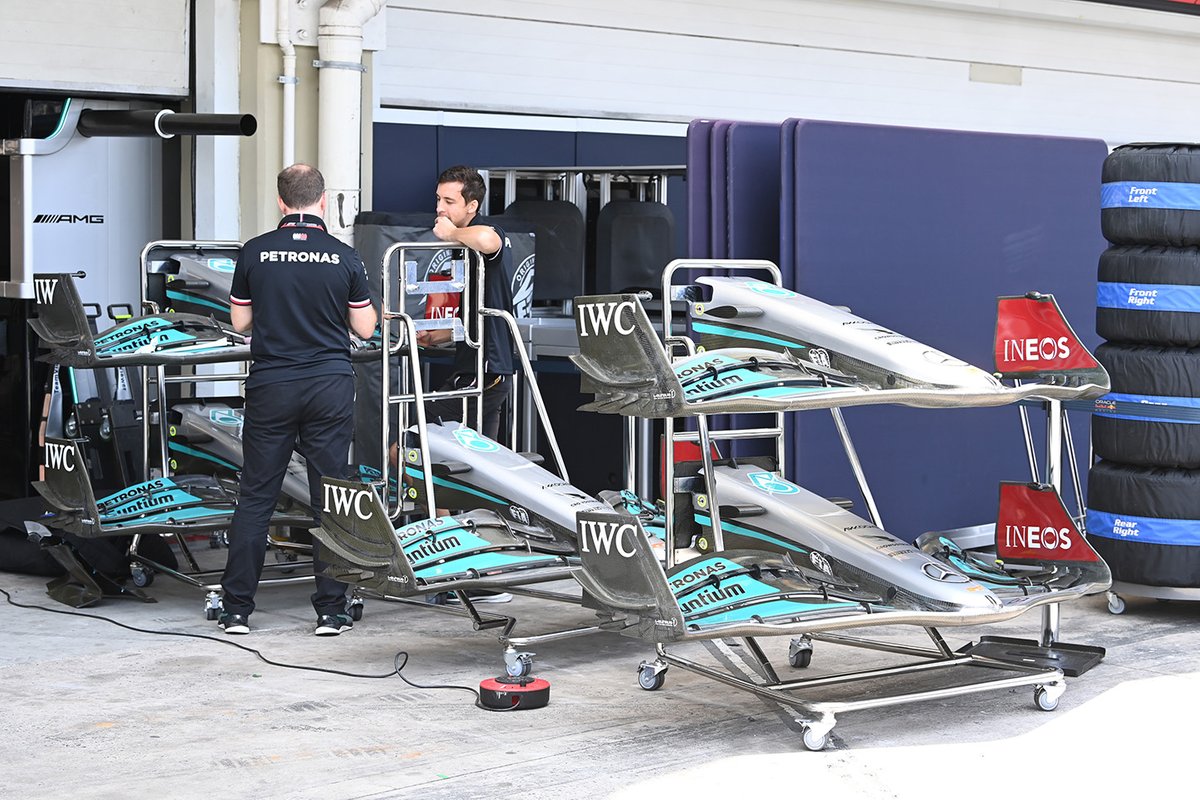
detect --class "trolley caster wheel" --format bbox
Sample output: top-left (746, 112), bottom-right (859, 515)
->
top-left (504, 650), bottom-right (535, 679)
top-left (204, 592), bottom-right (223, 621)
top-left (1034, 685), bottom-right (1062, 712)
top-left (209, 530), bottom-right (228, 549)
top-left (348, 602), bottom-right (364, 622)
top-left (1106, 592), bottom-right (1126, 615)
top-left (637, 661), bottom-right (666, 691)
top-left (129, 564), bottom-right (154, 588)
top-left (788, 636), bottom-right (814, 669)
top-left (801, 725), bottom-right (829, 751)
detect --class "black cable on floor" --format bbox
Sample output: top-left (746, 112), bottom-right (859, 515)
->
top-left (0, 586), bottom-right (517, 710)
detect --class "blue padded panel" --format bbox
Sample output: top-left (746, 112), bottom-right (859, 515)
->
top-left (727, 122), bottom-right (781, 265)
top-left (787, 120), bottom-right (1107, 539)
top-left (687, 120), bottom-right (714, 258)
top-left (710, 121), bottom-right (733, 260)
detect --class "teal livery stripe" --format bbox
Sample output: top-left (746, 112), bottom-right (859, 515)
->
top-left (415, 551), bottom-right (559, 578)
top-left (691, 320), bottom-right (805, 350)
top-left (694, 513), bottom-right (808, 555)
top-left (97, 479), bottom-right (178, 507)
top-left (106, 505), bottom-right (231, 526)
top-left (96, 318), bottom-right (175, 345)
top-left (166, 289), bottom-right (230, 313)
top-left (404, 529), bottom-right (492, 564)
top-left (404, 466), bottom-right (505, 505)
top-left (169, 441), bottom-right (240, 471)
top-left (103, 489), bottom-right (204, 518)
top-left (691, 598), bottom-right (857, 627)
top-left (678, 573), bottom-right (786, 618)
top-left (669, 557), bottom-right (746, 598)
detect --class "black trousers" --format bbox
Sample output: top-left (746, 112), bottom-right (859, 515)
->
top-left (425, 373), bottom-right (511, 442)
top-left (221, 373), bottom-right (354, 617)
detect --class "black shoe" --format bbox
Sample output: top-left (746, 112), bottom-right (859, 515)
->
top-left (315, 613), bottom-right (353, 636)
top-left (218, 612), bottom-right (250, 635)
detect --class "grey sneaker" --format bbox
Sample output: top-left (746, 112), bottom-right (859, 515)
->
top-left (315, 613), bottom-right (353, 636)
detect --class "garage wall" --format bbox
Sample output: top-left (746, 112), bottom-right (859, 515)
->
top-left (0, 0), bottom-right (190, 97)
top-left (376, 0), bottom-right (1200, 146)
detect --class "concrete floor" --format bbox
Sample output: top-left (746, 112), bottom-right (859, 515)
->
top-left (1, 556), bottom-right (1197, 800)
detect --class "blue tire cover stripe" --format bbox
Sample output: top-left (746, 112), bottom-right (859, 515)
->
top-left (1102, 181), bottom-right (1200, 210)
top-left (1087, 509), bottom-right (1200, 546)
top-left (1097, 282), bottom-right (1200, 313)
top-left (1092, 393), bottom-right (1200, 424)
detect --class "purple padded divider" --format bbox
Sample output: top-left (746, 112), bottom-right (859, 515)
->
top-left (709, 120), bottom-right (733, 260)
top-left (686, 120), bottom-right (714, 259)
top-left (788, 120), bottom-right (1107, 540)
top-left (778, 118), bottom-right (802, 284)
top-left (726, 121), bottom-right (782, 264)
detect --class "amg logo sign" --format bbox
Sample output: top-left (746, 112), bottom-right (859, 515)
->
top-left (1000, 337), bottom-right (1070, 363)
top-left (322, 483), bottom-right (373, 521)
top-left (577, 300), bottom-right (636, 337)
top-left (1004, 523), bottom-right (1073, 551)
top-left (44, 442), bottom-right (75, 472)
top-left (34, 278), bottom-right (59, 305)
top-left (33, 214), bottom-right (104, 224)
top-left (578, 518), bottom-right (638, 557)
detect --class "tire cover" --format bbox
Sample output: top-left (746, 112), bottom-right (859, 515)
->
top-left (1086, 459), bottom-right (1200, 586)
top-left (1096, 244), bottom-right (1200, 345)
top-left (1092, 343), bottom-right (1200, 467)
top-left (1101, 143), bottom-right (1200, 246)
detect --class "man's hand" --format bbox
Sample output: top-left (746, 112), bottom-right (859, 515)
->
top-left (416, 328), bottom-right (453, 347)
top-left (432, 216), bottom-right (459, 242)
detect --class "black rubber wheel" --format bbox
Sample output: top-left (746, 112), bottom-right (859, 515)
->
top-left (348, 603), bottom-right (364, 621)
top-left (1102, 144), bottom-right (1200, 246)
top-left (1087, 459), bottom-right (1200, 586)
top-left (205, 607), bottom-right (219, 621)
top-left (1092, 343), bottom-right (1200, 468)
top-left (1097, 245), bottom-right (1200, 346)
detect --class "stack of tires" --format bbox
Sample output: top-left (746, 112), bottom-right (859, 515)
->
top-left (1088, 143), bottom-right (1200, 600)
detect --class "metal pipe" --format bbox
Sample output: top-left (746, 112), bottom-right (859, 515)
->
top-left (78, 110), bottom-right (256, 138)
top-left (830, 407), bottom-right (883, 528)
top-left (277, 0), bottom-right (297, 167)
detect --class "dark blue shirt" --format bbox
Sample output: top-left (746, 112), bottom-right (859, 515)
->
top-left (231, 214), bottom-right (372, 388)
top-left (455, 217), bottom-right (515, 376)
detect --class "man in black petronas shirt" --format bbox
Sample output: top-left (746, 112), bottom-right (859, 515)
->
top-left (219, 164), bottom-right (377, 636)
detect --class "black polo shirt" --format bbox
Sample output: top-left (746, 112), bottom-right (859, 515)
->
top-left (455, 216), bottom-right (515, 376)
top-left (231, 213), bottom-right (372, 389)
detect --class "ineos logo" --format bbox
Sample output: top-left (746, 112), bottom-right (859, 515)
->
top-left (577, 301), bottom-right (637, 337)
top-left (1001, 337), bottom-right (1070, 363)
top-left (1004, 524), bottom-right (1073, 551)
top-left (578, 518), bottom-right (638, 557)
top-left (322, 483), bottom-right (373, 521)
top-left (44, 442), bottom-right (75, 472)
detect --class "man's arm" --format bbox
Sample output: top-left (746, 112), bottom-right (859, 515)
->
top-left (433, 217), bottom-right (502, 256)
top-left (230, 304), bottom-right (253, 333)
top-left (348, 304), bottom-right (378, 339)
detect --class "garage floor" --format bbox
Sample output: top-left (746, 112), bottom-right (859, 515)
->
top-left (1, 557), bottom-right (1196, 799)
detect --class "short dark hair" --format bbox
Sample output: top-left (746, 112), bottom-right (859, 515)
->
top-left (437, 165), bottom-right (486, 208)
top-left (278, 163), bottom-right (325, 209)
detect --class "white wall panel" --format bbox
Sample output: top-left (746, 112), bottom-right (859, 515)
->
top-left (375, 0), bottom-right (1200, 144)
top-left (0, 0), bottom-right (189, 96)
